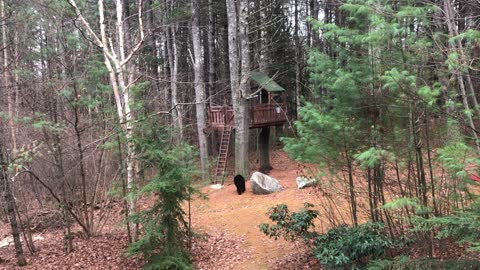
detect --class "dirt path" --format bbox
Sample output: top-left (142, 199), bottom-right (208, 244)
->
top-left (191, 151), bottom-right (335, 269)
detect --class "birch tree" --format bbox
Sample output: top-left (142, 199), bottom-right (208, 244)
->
top-left (67, 0), bottom-right (145, 241)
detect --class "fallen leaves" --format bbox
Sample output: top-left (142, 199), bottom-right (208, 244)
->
top-left (191, 231), bottom-right (252, 270)
top-left (0, 231), bottom-right (142, 270)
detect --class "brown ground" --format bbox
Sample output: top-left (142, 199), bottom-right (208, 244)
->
top-left (0, 150), bottom-right (348, 269)
top-left (190, 150), bottom-right (349, 270)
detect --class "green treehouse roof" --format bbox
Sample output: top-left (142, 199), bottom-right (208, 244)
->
top-left (250, 71), bottom-right (285, 92)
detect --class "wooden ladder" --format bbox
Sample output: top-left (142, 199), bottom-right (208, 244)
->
top-left (215, 126), bottom-right (233, 183)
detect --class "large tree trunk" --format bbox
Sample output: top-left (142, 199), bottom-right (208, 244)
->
top-left (238, 0), bottom-right (251, 176)
top-left (191, 0), bottom-right (210, 180)
top-left (226, 0), bottom-right (250, 177)
top-left (256, 0), bottom-right (271, 174)
top-left (258, 127), bottom-right (272, 173)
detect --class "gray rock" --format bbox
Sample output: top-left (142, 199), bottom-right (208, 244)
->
top-left (250, 172), bottom-right (283, 194)
top-left (296, 176), bottom-right (317, 189)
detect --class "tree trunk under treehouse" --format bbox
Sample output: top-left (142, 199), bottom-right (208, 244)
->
top-left (258, 127), bottom-right (272, 173)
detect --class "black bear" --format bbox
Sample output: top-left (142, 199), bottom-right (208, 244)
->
top-left (234, 174), bottom-right (246, 195)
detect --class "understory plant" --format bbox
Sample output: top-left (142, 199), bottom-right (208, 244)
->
top-left (259, 203), bottom-right (393, 269)
top-left (128, 125), bottom-right (196, 270)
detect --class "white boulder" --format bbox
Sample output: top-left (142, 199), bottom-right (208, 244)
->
top-left (250, 172), bottom-right (283, 194)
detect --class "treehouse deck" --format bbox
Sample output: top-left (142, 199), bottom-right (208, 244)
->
top-left (208, 103), bottom-right (287, 130)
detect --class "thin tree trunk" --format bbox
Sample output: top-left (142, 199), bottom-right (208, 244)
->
top-left (345, 147), bottom-right (357, 226)
top-left (413, 115), bottom-right (428, 210)
top-left (443, 0), bottom-right (479, 150)
top-left (117, 135), bottom-right (132, 243)
top-left (166, 0), bottom-right (183, 139)
top-left (146, 0), bottom-right (161, 95)
top-left (2, 0), bottom-right (16, 157)
top-left (443, 0), bottom-right (480, 117)
top-left (117, 0), bottom-right (139, 241)
top-left (0, 149), bottom-right (27, 266)
top-left (207, 0), bottom-right (215, 103)
top-left (294, 0), bottom-right (302, 119)
top-left (424, 112), bottom-right (438, 216)
top-left (191, 0), bottom-right (210, 180)
top-left (207, 0), bottom-right (218, 156)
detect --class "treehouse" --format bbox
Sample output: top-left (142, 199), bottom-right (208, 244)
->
top-left (208, 72), bottom-right (287, 180)
top-left (208, 72), bottom-right (287, 129)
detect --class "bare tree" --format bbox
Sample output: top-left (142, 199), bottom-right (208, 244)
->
top-left (67, 0), bottom-right (145, 241)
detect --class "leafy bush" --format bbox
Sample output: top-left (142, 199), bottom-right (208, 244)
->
top-left (412, 201), bottom-right (480, 252)
top-left (315, 223), bottom-right (393, 268)
top-left (259, 203), bottom-right (319, 242)
top-left (368, 257), bottom-right (480, 270)
top-left (260, 204), bottom-right (393, 269)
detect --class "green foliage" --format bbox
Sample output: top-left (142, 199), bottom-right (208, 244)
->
top-left (382, 198), bottom-right (431, 217)
top-left (260, 204), bottom-right (394, 269)
top-left (382, 197), bottom-right (421, 211)
top-left (354, 147), bottom-right (394, 169)
top-left (312, 223), bottom-right (392, 269)
top-left (259, 203), bottom-right (319, 241)
top-left (413, 202), bottom-right (480, 251)
top-left (368, 257), bottom-right (480, 270)
top-left (437, 139), bottom-right (471, 179)
top-left (128, 124), bottom-right (196, 270)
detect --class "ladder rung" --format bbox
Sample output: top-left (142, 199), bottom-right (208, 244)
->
top-left (215, 127), bottom-right (232, 181)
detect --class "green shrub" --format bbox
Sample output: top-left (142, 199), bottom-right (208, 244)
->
top-left (369, 257), bottom-right (480, 270)
top-left (312, 223), bottom-right (391, 268)
top-left (260, 203), bottom-right (393, 269)
top-left (412, 201), bottom-right (480, 252)
top-left (127, 126), bottom-right (196, 270)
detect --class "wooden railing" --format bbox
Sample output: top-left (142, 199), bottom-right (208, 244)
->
top-left (208, 103), bottom-right (287, 129)
top-left (250, 103), bottom-right (287, 128)
top-left (208, 105), bottom-right (234, 128)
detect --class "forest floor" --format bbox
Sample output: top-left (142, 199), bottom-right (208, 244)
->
top-left (189, 149), bottom-right (334, 270)
top-left (0, 149), bottom-right (387, 269)
top-left (0, 149), bottom-right (335, 269)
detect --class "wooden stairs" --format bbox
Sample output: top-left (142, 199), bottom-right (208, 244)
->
top-left (215, 126), bottom-right (233, 183)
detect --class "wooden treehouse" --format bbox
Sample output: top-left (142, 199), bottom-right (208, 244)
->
top-left (208, 72), bottom-right (287, 180)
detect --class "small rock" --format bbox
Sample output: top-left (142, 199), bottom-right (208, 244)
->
top-left (296, 176), bottom-right (318, 189)
top-left (210, 184), bottom-right (224, 189)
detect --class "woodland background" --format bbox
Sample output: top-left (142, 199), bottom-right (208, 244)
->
top-left (0, 0), bottom-right (480, 269)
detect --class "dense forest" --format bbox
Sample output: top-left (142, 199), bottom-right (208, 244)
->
top-left (0, 0), bottom-right (479, 269)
